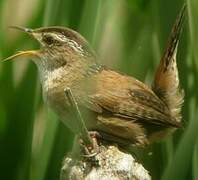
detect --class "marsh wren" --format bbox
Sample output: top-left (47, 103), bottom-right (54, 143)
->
top-left (4, 5), bottom-right (186, 147)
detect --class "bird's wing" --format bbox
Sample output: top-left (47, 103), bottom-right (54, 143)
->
top-left (76, 69), bottom-right (181, 127)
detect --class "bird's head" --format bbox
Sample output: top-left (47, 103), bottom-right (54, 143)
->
top-left (3, 26), bottom-right (96, 70)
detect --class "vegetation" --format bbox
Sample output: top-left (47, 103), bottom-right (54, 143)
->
top-left (0, 0), bottom-right (197, 180)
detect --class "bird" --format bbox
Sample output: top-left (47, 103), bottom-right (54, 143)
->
top-left (3, 5), bottom-right (185, 149)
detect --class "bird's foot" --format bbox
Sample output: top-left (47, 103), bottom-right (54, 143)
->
top-left (80, 131), bottom-right (101, 158)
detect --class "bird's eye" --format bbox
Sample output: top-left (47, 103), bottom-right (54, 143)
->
top-left (42, 34), bottom-right (54, 45)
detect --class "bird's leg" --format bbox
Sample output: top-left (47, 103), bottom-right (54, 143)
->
top-left (64, 88), bottom-right (100, 157)
top-left (79, 131), bottom-right (101, 158)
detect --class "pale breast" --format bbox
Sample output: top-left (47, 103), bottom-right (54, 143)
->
top-left (41, 67), bottom-right (73, 114)
top-left (41, 65), bottom-right (88, 115)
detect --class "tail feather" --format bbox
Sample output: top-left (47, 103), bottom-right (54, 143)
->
top-left (152, 4), bottom-right (186, 123)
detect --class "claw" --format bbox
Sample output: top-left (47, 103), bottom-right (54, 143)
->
top-left (79, 131), bottom-right (101, 158)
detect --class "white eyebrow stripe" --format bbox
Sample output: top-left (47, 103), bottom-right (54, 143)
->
top-left (47, 33), bottom-right (85, 56)
top-left (67, 39), bottom-right (84, 55)
top-left (55, 34), bottom-right (67, 42)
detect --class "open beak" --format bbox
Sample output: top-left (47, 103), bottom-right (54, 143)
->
top-left (9, 26), bottom-right (33, 33)
top-left (2, 26), bottom-right (40, 62)
top-left (2, 50), bottom-right (40, 62)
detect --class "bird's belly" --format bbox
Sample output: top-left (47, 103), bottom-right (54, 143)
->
top-left (42, 81), bottom-right (84, 132)
top-left (42, 77), bottom-right (70, 116)
top-left (42, 76), bottom-right (96, 129)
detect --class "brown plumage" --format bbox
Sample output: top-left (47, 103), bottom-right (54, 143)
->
top-left (152, 5), bottom-right (186, 123)
top-left (4, 5), bottom-right (186, 148)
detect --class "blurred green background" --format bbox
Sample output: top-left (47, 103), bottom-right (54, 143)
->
top-left (0, 0), bottom-right (197, 180)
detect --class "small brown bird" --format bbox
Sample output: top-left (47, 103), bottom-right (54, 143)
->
top-left (4, 5), bottom-right (185, 148)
